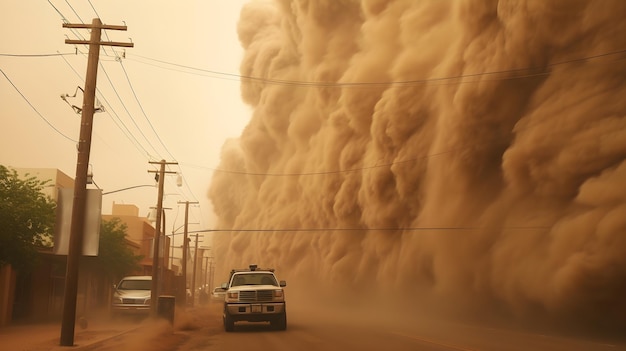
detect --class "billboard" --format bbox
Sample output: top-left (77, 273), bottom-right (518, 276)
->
top-left (53, 188), bottom-right (102, 256)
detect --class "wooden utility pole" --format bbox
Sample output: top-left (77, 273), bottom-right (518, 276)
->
top-left (191, 234), bottom-right (200, 307)
top-left (178, 200), bottom-right (198, 306)
top-left (148, 160), bottom-right (178, 316)
top-left (60, 18), bottom-right (132, 347)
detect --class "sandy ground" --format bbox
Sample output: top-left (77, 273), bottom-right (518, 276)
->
top-left (0, 302), bottom-right (223, 351)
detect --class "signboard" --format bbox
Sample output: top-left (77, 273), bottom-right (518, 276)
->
top-left (53, 188), bottom-right (102, 256)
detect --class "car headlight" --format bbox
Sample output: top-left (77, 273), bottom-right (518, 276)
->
top-left (273, 290), bottom-right (283, 298)
top-left (227, 292), bottom-right (239, 300)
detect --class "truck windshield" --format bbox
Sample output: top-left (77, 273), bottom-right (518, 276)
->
top-left (231, 273), bottom-right (277, 287)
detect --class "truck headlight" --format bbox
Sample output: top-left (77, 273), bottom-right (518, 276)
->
top-left (227, 292), bottom-right (239, 299)
top-left (273, 290), bottom-right (283, 298)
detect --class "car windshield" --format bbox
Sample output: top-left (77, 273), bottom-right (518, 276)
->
top-left (118, 279), bottom-right (151, 290)
top-left (231, 273), bottom-right (277, 287)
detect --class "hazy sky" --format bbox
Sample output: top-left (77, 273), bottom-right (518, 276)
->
top-left (0, 1), bottom-right (251, 236)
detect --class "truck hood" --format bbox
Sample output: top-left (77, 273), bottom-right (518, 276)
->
top-left (229, 285), bottom-right (279, 291)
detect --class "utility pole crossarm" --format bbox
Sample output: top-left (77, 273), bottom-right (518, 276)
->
top-left (63, 20), bottom-right (133, 48)
top-left (63, 23), bottom-right (128, 31)
top-left (65, 39), bottom-right (134, 48)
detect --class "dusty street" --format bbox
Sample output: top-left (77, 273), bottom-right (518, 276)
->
top-left (89, 297), bottom-right (626, 351)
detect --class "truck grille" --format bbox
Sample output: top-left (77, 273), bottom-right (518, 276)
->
top-left (239, 290), bottom-right (274, 302)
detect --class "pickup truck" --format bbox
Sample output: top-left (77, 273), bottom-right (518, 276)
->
top-left (221, 264), bottom-right (287, 331)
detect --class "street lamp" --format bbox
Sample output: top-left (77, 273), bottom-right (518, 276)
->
top-left (102, 184), bottom-right (155, 195)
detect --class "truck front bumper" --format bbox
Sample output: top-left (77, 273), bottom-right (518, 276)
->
top-left (225, 302), bottom-right (285, 321)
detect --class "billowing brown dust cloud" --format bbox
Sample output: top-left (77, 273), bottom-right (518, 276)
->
top-left (208, 0), bottom-right (626, 329)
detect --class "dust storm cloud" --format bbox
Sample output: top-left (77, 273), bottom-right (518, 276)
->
top-left (208, 0), bottom-right (626, 328)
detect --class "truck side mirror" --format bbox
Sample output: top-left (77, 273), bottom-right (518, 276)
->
top-left (221, 282), bottom-right (228, 289)
top-left (279, 280), bottom-right (287, 287)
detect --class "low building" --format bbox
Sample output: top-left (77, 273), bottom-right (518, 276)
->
top-left (0, 168), bottom-right (175, 325)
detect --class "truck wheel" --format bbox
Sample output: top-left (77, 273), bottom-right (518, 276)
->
top-left (271, 312), bottom-right (287, 331)
top-left (223, 313), bottom-right (235, 332)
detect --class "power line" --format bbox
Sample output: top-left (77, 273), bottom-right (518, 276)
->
top-left (47, 0), bottom-right (86, 41)
top-left (46, 6), bottom-right (150, 157)
top-left (129, 48), bottom-right (626, 88)
top-left (124, 224), bottom-right (550, 243)
top-left (47, 0), bottom-right (68, 23)
top-left (84, 0), bottom-right (114, 58)
top-left (119, 60), bottom-right (176, 160)
top-left (127, 55), bottom-right (241, 82)
top-left (10, 47), bottom-right (623, 89)
top-left (98, 62), bottom-right (164, 159)
top-left (87, 0), bottom-right (100, 18)
top-left (0, 52), bottom-right (77, 57)
top-left (63, 0), bottom-right (84, 24)
top-left (0, 68), bottom-right (76, 142)
top-left (48, 1), bottom-right (175, 162)
top-left (50, 5), bottom-right (173, 165)
top-left (102, 184), bottom-right (155, 195)
top-left (183, 226), bottom-right (550, 235)
top-left (178, 147), bottom-right (457, 177)
top-left (58, 51), bottom-right (154, 159)
top-left (49, 4), bottom-right (199, 208)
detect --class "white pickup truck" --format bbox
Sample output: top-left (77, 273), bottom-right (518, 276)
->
top-left (221, 264), bottom-right (287, 331)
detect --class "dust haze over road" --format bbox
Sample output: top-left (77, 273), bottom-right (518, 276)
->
top-left (208, 0), bottom-right (626, 335)
top-left (83, 303), bottom-right (626, 351)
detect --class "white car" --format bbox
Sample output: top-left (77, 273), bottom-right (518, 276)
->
top-left (212, 286), bottom-right (226, 300)
top-left (111, 276), bottom-right (152, 316)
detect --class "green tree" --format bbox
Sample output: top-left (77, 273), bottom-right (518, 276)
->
top-left (0, 165), bottom-right (56, 271)
top-left (89, 218), bottom-right (143, 280)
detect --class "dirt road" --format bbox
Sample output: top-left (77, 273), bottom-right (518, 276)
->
top-left (90, 299), bottom-right (626, 351)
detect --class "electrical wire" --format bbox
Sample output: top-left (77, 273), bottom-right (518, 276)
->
top-left (63, 0), bottom-right (84, 24)
top-left (102, 184), bottom-right (155, 195)
top-left (176, 147), bottom-right (455, 177)
top-left (85, 0), bottom-right (113, 57)
top-left (123, 224), bottom-right (551, 244)
top-left (0, 68), bottom-right (76, 142)
top-left (130, 48), bottom-right (626, 88)
top-left (50, 4), bottom-right (154, 162)
top-left (58, 51), bottom-right (154, 159)
top-left (119, 61), bottom-right (176, 160)
top-left (181, 225), bottom-right (551, 235)
top-left (128, 55), bottom-right (242, 82)
top-left (39, 2), bottom-right (626, 214)
top-left (52, 1), bottom-right (174, 162)
top-left (98, 61), bottom-right (165, 159)
top-left (51, 0), bottom-right (199, 213)
top-left (0, 52), bottom-right (77, 57)
top-left (47, 0), bottom-right (86, 41)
